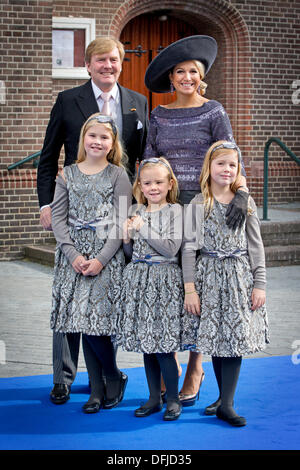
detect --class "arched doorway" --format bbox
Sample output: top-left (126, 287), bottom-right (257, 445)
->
top-left (118, 13), bottom-right (198, 110)
top-left (110, 2), bottom-right (252, 151)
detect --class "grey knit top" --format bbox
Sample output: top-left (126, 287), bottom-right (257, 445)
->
top-left (143, 101), bottom-right (244, 191)
top-left (182, 194), bottom-right (266, 290)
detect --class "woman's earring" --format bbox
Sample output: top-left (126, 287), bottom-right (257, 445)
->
top-left (197, 85), bottom-right (202, 95)
top-left (170, 82), bottom-right (175, 94)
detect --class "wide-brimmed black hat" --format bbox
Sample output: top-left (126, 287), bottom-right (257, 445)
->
top-left (145, 35), bottom-right (218, 93)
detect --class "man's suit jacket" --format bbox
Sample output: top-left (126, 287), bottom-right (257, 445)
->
top-left (37, 80), bottom-right (149, 207)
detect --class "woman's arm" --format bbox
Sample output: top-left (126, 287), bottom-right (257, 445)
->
top-left (142, 113), bottom-right (158, 159)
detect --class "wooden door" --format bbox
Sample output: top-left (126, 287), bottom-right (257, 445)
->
top-left (119, 14), bottom-right (197, 111)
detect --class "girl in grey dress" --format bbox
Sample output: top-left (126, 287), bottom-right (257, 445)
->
top-left (117, 157), bottom-right (184, 421)
top-left (51, 114), bottom-right (132, 413)
top-left (182, 141), bottom-right (269, 427)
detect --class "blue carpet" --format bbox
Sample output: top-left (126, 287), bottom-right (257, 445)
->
top-left (0, 356), bottom-right (299, 451)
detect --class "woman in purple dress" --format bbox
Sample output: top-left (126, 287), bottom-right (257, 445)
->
top-left (143, 36), bottom-right (249, 408)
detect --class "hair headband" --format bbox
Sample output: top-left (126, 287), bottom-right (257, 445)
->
top-left (86, 115), bottom-right (118, 136)
top-left (138, 158), bottom-right (172, 177)
top-left (210, 142), bottom-right (242, 162)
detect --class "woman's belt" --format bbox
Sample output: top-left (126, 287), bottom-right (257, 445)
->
top-left (132, 254), bottom-right (179, 266)
top-left (200, 247), bottom-right (248, 260)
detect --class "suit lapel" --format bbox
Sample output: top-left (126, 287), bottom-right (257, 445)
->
top-left (75, 80), bottom-right (99, 120)
top-left (119, 84), bottom-right (138, 146)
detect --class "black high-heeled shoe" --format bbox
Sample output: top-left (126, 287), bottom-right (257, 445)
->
top-left (179, 372), bottom-right (205, 407)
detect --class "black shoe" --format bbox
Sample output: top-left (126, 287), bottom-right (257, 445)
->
top-left (204, 398), bottom-right (222, 415)
top-left (103, 372), bottom-right (128, 409)
top-left (82, 398), bottom-right (103, 414)
top-left (216, 406), bottom-right (246, 427)
top-left (163, 401), bottom-right (182, 421)
top-left (135, 403), bottom-right (163, 417)
top-left (50, 384), bottom-right (71, 404)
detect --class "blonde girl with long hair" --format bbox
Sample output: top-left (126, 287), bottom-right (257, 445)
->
top-left (181, 140), bottom-right (269, 427)
top-left (117, 157), bottom-right (184, 421)
top-left (50, 113), bottom-right (132, 414)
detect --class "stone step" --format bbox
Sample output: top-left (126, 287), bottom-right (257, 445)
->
top-left (24, 242), bottom-right (300, 268)
top-left (24, 244), bottom-right (55, 266)
top-left (264, 244), bottom-right (300, 267)
top-left (260, 221), bottom-right (300, 247)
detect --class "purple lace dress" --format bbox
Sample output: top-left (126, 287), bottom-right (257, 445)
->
top-left (143, 101), bottom-right (240, 191)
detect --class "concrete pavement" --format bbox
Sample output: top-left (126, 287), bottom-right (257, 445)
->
top-left (1, 200), bottom-right (300, 378)
top-left (0, 259), bottom-right (300, 379)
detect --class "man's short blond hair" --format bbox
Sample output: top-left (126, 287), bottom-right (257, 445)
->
top-left (85, 37), bottom-right (125, 63)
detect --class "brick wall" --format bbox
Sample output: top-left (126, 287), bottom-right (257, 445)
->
top-left (232, 0), bottom-right (300, 205)
top-left (0, 0), bottom-right (53, 259)
top-left (0, 0), bottom-right (300, 260)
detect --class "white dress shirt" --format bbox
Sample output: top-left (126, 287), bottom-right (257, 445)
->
top-left (91, 80), bottom-right (123, 137)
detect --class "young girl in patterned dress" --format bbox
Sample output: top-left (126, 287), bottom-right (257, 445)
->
top-left (117, 157), bottom-right (184, 421)
top-left (50, 113), bottom-right (132, 414)
top-left (182, 140), bottom-right (269, 427)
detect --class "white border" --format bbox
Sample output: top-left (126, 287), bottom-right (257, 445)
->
top-left (52, 17), bottom-right (95, 79)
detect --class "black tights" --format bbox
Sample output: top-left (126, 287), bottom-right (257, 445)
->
top-left (212, 356), bottom-right (242, 418)
top-left (82, 335), bottom-right (121, 403)
top-left (143, 352), bottom-right (180, 411)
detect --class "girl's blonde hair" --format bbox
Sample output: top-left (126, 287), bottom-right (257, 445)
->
top-left (200, 140), bottom-right (242, 215)
top-left (76, 113), bottom-right (128, 168)
top-left (133, 157), bottom-right (179, 205)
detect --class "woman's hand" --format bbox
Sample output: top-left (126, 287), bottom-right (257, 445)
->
top-left (81, 258), bottom-right (103, 276)
top-left (184, 290), bottom-right (201, 316)
top-left (251, 288), bottom-right (266, 311)
top-left (71, 255), bottom-right (87, 274)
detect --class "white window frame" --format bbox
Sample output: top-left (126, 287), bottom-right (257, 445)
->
top-left (52, 17), bottom-right (95, 79)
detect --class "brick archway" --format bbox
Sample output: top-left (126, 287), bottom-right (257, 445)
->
top-left (109, 0), bottom-right (253, 171)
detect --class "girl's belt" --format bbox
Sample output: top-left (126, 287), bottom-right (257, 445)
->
top-left (68, 216), bottom-right (106, 231)
top-left (201, 247), bottom-right (248, 260)
top-left (132, 254), bottom-right (178, 266)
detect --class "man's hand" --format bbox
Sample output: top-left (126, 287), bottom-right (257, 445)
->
top-left (225, 190), bottom-right (249, 230)
top-left (40, 206), bottom-right (52, 231)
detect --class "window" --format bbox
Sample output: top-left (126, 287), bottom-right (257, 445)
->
top-left (52, 17), bottom-right (95, 79)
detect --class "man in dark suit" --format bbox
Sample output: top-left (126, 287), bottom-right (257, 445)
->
top-left (37, 37), bottom-right (149, 404)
